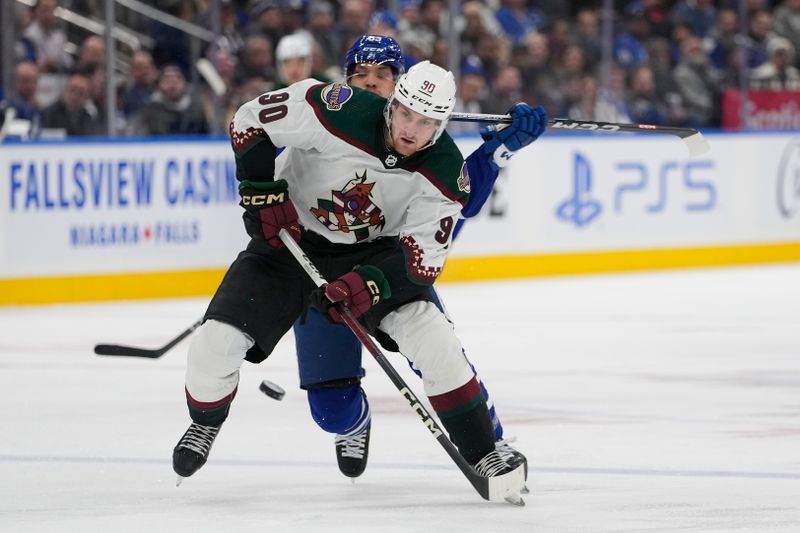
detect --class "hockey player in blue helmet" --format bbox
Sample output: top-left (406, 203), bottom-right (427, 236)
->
top-left (289, 35), bottom-right (549, 481)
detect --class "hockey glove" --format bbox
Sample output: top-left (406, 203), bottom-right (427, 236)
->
top-left (480, 103), bottom-right (547, 167)
top-left (310, 265), bottom-right (391, 323)
top-left (239, 179), bottom-right (301, 249)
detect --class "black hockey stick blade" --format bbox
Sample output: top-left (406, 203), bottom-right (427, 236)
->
top-left (277, 229), bottom-right (525, 503)
top-left (94, 318), bottom-right (203, 358)
top-left (448, 112), bottom-right (710, 158)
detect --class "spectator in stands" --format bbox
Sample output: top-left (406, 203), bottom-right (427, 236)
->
top-left (283, 0), bottom-right (308, 35)
top-left (23, 0), bottom-right (73, 73)
top-left (707, 9), bottom-right (739, 70)
top-left (247, 0), bottom-right (285, 47)
top-left (450, 58), bottom-right (487, 134)
top-left (127, 64), bottom-right (209, 136)
top-left (750, 36), bottom-right (800, 89)
top-left (235, 34), bottom-right (276, 86)
top-left (516, 31), bottom-right (559, 116)
top-left (367, 10), bottom-right (399, 38)
top-left (640, 0), bottom-right (673, 40)
top-left (747, 10), bottom-right (777, 68)
top-left (471, 33), bottom-right (506, 88)
top-left (554, 44), bottom-right (588, 90)
top-left (495, 0), bottom-right (546, 44)
top-left (122, 50), bottom-right (158, 118)
top-left (419, 0), bottom-right (446, 39)
top-left (627, 65), bottom-right (669, 125)
top-left (670, 0), bottom-right (717, 38)
top-left (7, 62), bottom-right (42, 128)
top-left (646, 37), bottom-right (679, 101)
top-left (672, 35), bottom-right (721, 127)
top-left (488, 65), bottom-right (523, 115)
top-left (568, 73), bottom-right (631, 123)
top-left (396, 0), bottom-right (422, 35)
top-left (774, 0), bottom-right (800, 59)
top-left (574, 7), bottom-right (602, 66)
top-left (75, 35), bottom-right (105, 71)
top-left (614, 2), bottom-right (652, 71)
top-left (151, 0), bottom-right (195, 74)
top-left (335, 0), bottom-right (372, 60)
top-left (547, 18), bottom-right (572, 64)
top-left (40, 71), bottom-right (103, 136)
top-left (458, 1), bottom-right (496, 58)
top-left (308, 1), bottom-right (339, 70)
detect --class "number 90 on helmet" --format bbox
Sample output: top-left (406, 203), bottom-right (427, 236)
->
top-left (385, 60), bottom-right (457, 147)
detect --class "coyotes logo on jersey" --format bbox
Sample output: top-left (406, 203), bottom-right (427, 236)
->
top-left (311, 170), bottom-right (385, 241)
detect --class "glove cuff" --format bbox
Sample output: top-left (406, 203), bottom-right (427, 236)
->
top-left (239, 179), bottom-right (289, 208)
top-left (489, 144), bottom-right (516, 168)
top-left (353, 264), bottom-right (392, 304)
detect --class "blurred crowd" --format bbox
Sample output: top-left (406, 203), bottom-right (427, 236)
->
top-left (1, 0), bottom-right (798, 138)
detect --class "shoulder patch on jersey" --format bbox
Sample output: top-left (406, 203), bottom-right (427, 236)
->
top-left (321, 83), bottom-right (353, 111)
top-left (457, 162), bottom-right (471, 194)
top-left (306, 84), bottom-right (384, 156)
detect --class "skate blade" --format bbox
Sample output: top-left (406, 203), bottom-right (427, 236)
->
top-left (176, 475), bottom-right (185, 487)
top-left (487, 462), bottom-right (526, 503)
top-left (521, 484), bottom-right (530, 494)
top-left (504, 492), bottom-right (525, 506)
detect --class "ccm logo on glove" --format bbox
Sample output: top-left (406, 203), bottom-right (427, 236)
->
top-left (240, 191), bottom-right (286, 206)
top-left (239, 179), bottom-right (301, 248)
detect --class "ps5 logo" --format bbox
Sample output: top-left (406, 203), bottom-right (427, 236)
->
top-left (556, 152), bottom-right (603, 227)
top-left (777, 139), bottom-right (800, 219)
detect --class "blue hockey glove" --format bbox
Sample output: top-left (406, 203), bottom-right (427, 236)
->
top-left (480, 103), bottom-right (547, 167)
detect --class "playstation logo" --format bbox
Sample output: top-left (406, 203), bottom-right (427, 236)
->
top-left (556, 152), bottom-right (602, 227)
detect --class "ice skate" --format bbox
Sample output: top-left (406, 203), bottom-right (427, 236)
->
top-left (335, 423), bottom-right (370, 479)
top-left (495, 438), bottom-right (529, 494)
top-left (473, 449), bottom-right (527, 506)
top-left (172, 422), bottom-right (220, 485)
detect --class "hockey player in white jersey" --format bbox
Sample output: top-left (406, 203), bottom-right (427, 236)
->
top-left (290, 35), bottom-right (546, 482)
top-left (172, 60), bottom-right (527, 501)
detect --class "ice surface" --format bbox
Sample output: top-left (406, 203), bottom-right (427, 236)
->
top-left (2, 265), bottom-right (799, 532)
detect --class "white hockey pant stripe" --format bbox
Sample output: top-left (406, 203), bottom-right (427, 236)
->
top-left (185, 319), bottom-right (253, 402)
top-left (378, 301), bottom-right (474, 397)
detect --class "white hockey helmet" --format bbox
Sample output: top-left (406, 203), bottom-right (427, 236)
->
top-left (275, 33), bottom-right (312, 62)
top-left (384, 60), bottom-right (456, 147)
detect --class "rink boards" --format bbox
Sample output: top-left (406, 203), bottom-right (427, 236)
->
top-left (1, 132), bottom-right (799, 304)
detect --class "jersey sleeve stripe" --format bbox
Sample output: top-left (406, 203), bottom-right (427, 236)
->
top-left (416, 166), bottom-right (469, 207)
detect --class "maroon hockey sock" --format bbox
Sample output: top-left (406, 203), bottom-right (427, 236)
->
top-left (185, 387), bottom-right (237, 427)
top-left (429, 378), bottom-right (496, 464)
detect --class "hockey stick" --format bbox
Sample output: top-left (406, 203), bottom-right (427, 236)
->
top-left (278, 229), bottom-right (524, 504)
top-left (449, 112), bottom-right (710, 158)
top-left (94, 318), bottom-right (203, 358)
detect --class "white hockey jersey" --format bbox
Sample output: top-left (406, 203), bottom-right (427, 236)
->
top-left (229, 79), bottom-right (469, 284)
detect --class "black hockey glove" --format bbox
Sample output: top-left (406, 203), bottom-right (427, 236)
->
top-left (239, 179), bottom-right (301, 248)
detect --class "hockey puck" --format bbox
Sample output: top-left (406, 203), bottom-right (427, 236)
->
top-left (259, 379), bottom-right (285, 401)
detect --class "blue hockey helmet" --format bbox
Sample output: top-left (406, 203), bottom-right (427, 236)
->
top-left (343, 35), bottom-right (405, 80)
